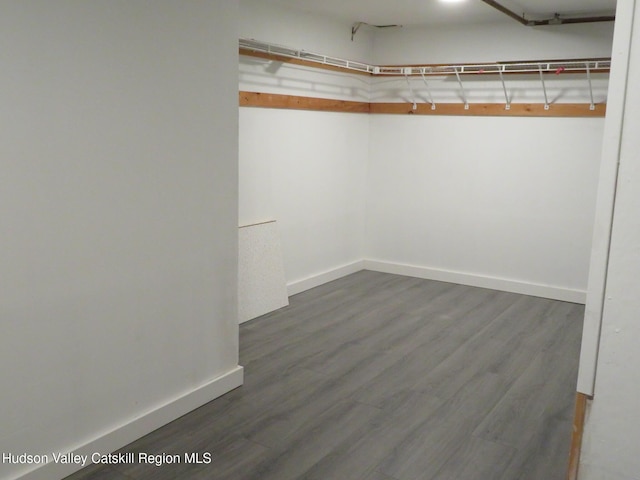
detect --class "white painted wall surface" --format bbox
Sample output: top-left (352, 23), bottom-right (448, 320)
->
top-left (370, 18), bottom-right (613, 108)
top-left (240, 0), bottom-right (372, 61)
top-left (240, 55), bottom-right (372, 102)
top-left (362, 18), bottom-right (613, 301)
top-left (239, 108), bottom-right (368, 293)
top-left (580, 2), bottom-right (640, 479)
top-left (238, 2), bottom-right (612, 301)
top-left (373, 22), bottom-right (615, 64)
top-left (239, 0), bottom-right (370, 293)
top-left (366, 115), bottom-right (603, 301)
top-left (239, 0), bottom-right (373, 102)
top-left (0, 2), bottom-right (241, 479)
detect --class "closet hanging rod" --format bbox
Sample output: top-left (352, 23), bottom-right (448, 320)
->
top-left (240, 38), bottom-right (611, 76)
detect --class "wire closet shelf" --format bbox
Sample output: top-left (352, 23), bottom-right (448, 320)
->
top-left (239, 38), bottom-right (611, 76)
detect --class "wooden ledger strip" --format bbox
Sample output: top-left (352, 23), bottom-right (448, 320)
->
top-left (240, 91), bottom-right (606, 118)
top-left (239, 91), bottom-right (370, 113)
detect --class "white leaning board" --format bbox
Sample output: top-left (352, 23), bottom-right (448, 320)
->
top-left (238, 220), bottom-right (289, 323)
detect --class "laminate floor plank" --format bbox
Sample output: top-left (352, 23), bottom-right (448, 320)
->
top-left (352, 286), bottom-right (512, 356)
top-left (299, 391), bottom-right (443, 480)
top-left (213, 366), bottom-right (331, 440)
top-left (497, 417), bottom-right (575, 480)
top-left (63, 465), bottom-right (130, 480)
top-left (240, 276), bottom-right (431, 371)
top-left (248, 399), bottom-right (382, 480)
top-left (359, 470), bottom-right (400, 480)
top-left (64, 271), bottom-right (583, 480)
top-left (352, 291), bottom-right (520, 408)
top-left (184, 437), bottom-right (271, 480)
top-left (240, 270), bottom-right (401, 344)
top-left (376, 370), bottom-right (516, 480)
top-left (242, 351), bottom-right (403, 449)
top-left (429, 436), bottom-right (517, 480)
top-left (293, 276), bottom-right (435, 336)
top-left (473, 350), bottom-right (580, 450)
top-left (411, 296), bottom-right (563, 401)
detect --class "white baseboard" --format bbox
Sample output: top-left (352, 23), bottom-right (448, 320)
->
top-left (285, 259), bottom-right (586, 303)
top-left (363, 260), bottom-right (587, 304)
top-left (17, 366), bottom-right (244, 480)
top-left (287, 260), bottom-right (365, 296)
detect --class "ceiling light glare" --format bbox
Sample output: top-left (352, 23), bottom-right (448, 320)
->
top-left (440, 0), bottom-right (466, 3)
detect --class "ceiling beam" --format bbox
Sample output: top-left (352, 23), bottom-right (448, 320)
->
top-left (480, 0), bottom-right (615, 26)
top-left (481, 0), bottom-right (527, 25)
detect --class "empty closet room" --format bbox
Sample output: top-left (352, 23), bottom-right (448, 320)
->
top-left (4, 1), bottom-right (640, 480)
top-left (237, 0), bottom-right (633, 479)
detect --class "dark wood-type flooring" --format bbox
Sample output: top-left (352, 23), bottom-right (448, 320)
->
top-left (65, 270), bottom-right (583, 480)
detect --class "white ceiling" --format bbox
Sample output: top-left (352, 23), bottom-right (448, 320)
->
top-left (262, 0), bottom-right (617, 27)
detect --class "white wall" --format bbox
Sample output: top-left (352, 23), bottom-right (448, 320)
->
top-left (366, 115), bottom-right (603, 301)
top-left (240, 0), bottom-right (373, 61)
top-left (239, 3), bottom-right (612, 302)
top-left (0, 2), bottom-right (241, 479)
top-left (370, 21), bottom-right (614, 107)
top-left (239, 108), bottom-right (368, 293)
top-left (239, 0), bottom-right (373, 102)
top-left (239, 0), bottom-right (371, 292)
top-left (240, 55), bottom-right (372, 102)
top-left (580, 2), bottom-right (640, 479)
top-left (361, 21), bottom-right (612, 302)
top-left (373, 22), bottom-right (615, 64)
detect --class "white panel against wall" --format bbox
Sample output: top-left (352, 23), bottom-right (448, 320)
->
top-left (239, 108), bottom-right (368, 288)
top-left (239, 221), bottom-right (289, 323)
top-left (365, 115), bottom-right (604, 297)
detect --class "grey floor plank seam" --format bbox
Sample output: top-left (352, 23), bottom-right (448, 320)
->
top-left (64, 270), bottom-right (583, 480)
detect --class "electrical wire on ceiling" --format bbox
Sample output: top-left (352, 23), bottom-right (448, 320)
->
top-left (351, 21), bottom-right (402, 41)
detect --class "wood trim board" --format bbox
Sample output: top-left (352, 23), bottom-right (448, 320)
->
top-left (370, 102), bottom-right (606, 117)
top-left (240, 91), bottom-right (370, 113)
top-left (567, 392), bottom-right (590, 480)
top-left (240, 91), bottom-right (606, 117)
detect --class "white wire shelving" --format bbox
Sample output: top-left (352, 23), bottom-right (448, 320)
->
top-left (240, 38), bottom-right (610, 111)
top-left (239, 38), bottom-right (611, 77)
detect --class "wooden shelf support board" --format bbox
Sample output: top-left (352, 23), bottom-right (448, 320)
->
top-left (239, 91), bottom-right (370, 114)
top-left (371, 102), bottom-right (606, 117)
top-left (567, 392), bottom-right (590, 480)
top-left (240, 91), bottom-right (606, 118)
